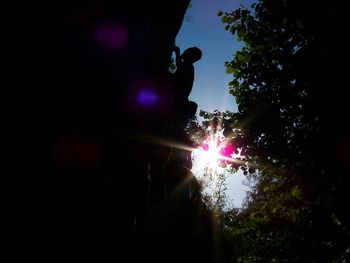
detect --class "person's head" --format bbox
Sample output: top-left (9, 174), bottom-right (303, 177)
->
top-left (181, 47), bottom-right (202, 63)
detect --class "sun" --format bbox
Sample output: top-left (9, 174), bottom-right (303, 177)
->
top-left (194, 139), bottom-right (221, 171)
top-left (192, 134), bottom-right (235, 173)
top-left (204, 141), bottom-right (222, 166)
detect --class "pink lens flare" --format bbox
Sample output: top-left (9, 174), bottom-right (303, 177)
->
top-left (95, 21), bottom-right (128, 51)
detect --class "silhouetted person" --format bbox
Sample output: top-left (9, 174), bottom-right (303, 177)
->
top-left (145, 46), bottom-right (201, 205)
top-left (173, 45), bottom-right (202, 102)
top-left (168, 45), bottom-right (201, 130)
top-left (160, 45), bottom-right (201, 191)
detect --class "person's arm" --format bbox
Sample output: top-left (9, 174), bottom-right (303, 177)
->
top-left (173, 45), bottom-right (181, 66)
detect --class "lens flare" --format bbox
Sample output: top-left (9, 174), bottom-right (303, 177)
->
top-left (137, 89), bottom-right (159, 107)
top-left (193, 134), bottom-right (236, 173)
top-left (198, 139), bottom-right (221, 170)
top-left (95, 21), bottom-right (128, 51)
top-left (127, 79), bottom-right (174, 119)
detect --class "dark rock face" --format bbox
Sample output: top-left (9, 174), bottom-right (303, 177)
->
top-left (51, 2), bottom-right (225, 262)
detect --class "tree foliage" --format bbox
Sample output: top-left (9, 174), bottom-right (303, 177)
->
top-left (199, 0), bottom-right (350, 261)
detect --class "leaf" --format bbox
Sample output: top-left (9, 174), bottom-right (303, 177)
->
top-left (221, 15), bottom-right (228, 23)
top-left (236, 52), bottom-right (246, 63)
top-left (219, 162), bottom-right (227, 168)
top-left (291, 186), bottom-right (302, 198)
top-left (226, 65), bottom-right (234, 74)
top-left (331, 214), bottom-right (342, 226)
top-left (217, 10), bottom-right (223, 16)
top-left (226, 17), bottom-right (234, 24)
top-left (230, 26), bottom-right (236, 35)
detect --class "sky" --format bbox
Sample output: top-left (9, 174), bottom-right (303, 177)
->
top-left (176, 0), bottom-right (255, 113)
top-left (175, 0), bottom-right (255, 208)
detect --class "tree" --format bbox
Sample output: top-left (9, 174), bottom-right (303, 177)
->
top-left (203, 0), bottom-right (350, 261)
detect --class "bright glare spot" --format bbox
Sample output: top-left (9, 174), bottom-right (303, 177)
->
top-left (194, 137), bottom-right (222, 171)
top-left (192, 133), bottom-right (235, 173)
top-left (191, 132), bottom-right (248, 209)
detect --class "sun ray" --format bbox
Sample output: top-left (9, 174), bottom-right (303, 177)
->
top-left (111, 128), bottom-right (250, 176)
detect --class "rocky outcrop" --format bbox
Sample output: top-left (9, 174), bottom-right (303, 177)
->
top-left (52, 2), bottom-right (225, 262)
